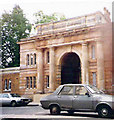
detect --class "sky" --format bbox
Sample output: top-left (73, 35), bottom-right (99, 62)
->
top-left (0, 0), bottom-right (113, 23)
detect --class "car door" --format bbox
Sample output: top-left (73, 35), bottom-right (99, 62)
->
top-left (73, 86), bottom-right (93, 110)
top-left (0, 94), bottom-right (2, 106)
top-left (57, 86), bottom-right (74, 109)
top-left (2, 94), bottom-right (11, 105)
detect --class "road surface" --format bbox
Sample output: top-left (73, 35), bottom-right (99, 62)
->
top-left (0, 104), bottom-right (113, 120)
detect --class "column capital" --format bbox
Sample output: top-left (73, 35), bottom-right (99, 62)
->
top-left (96, 38), bottom-right (104, 44)
top-left (37, 48), bottom-right (43, 52)
top-left (82, 42), bottom-right (88, 46)
top-left (49, 46), bottom-right (55, 50)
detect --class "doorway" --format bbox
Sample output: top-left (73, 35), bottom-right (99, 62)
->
top-left (61, 52), bottom-right (81, 84)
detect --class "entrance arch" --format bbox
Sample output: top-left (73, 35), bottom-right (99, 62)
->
top-left (61, 52), bottom-right (81, 84)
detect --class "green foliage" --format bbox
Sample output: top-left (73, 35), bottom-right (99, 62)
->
top-left (0, 5), bottom-right (31, 68)
top-left (34, 10), bottom-right (66, 24)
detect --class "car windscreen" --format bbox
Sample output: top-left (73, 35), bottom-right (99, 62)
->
top-left (53, 85), bottom-right (63, 94)
top-left (86, 85), bottom-right (104, 94)
top-left (10, 94), bottom-right (21, 97)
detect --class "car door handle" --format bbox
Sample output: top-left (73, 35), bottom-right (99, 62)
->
top-left (58, 96), bottom-right (61, 98)
top-left (74, 96), bottom-right (78, 98)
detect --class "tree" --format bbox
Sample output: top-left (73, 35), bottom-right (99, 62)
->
top-left (34, 10), bottom-right (66, 24)
top-left (0, 5), bottom-right (31, 68)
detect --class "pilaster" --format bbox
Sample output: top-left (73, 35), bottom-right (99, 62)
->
top-left (37, 49), bottom-right (44, 93)
top-left (49, 47), bottom-right (55, 92)
top-left (97, 41), bottom-right (105, 90)
top-left (82, 42), bottom-right (89, 84)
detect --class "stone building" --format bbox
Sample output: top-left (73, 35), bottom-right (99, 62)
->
top-left (0, 67), bottom-right (20, 94)
top-left (1, 8), bottom-right (113, 96)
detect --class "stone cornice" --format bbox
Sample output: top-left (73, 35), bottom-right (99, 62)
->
top-left (18, 25), bottom-right (100, 45)
top-left (36, 37), bottom-right (98, 49)
top-left (0, 67), bottom-right (20, 74)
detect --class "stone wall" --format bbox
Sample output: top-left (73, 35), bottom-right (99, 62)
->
top-left (1, 67), bottom-right (20, 94)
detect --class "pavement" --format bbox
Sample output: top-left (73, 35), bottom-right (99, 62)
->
top-left (28, 102), bottom-right (40, 106)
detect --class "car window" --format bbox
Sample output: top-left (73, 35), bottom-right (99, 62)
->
top-left (10, 94), bottom-right (21, 97)
top-left (2, 94), bottom-right (9, 98)
top-left (59, 86), bottom-right (73, 95)
top-left (75, 86), bottom-right (87, 95)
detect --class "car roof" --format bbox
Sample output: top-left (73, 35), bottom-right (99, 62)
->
top-left (0, 93), bottom-right (10, 94)
top-left (62, 84), bottom-right (88, 86)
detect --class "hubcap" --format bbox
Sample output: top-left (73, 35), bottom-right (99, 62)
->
top-left (12, 103), bottom-right (15, 106)
top-left (52, 107), bottom-right (57, 113)
top-left (101, 108), bottom-right (108, 116)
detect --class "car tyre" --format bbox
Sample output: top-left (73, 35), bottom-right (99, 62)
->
top-left (10, 101), bottom-right (17, 107)
top-left (97, 105), bottom-right (112, 118)
top-left (50, 105), bottom-right (60, 115)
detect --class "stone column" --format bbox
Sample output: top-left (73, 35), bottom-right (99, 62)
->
top-left (49, 47), bottom-right (55, 92)
top-left (37, 49), bottom-right (44, 93)
top-left (82, 43), bottom-right (89, 84)
top-left (97, 41), bottom-right (105, 90)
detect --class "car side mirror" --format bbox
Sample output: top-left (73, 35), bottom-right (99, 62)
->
top-left (85, 92), bottom-right (90, 97)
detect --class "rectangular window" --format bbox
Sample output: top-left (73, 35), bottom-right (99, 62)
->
top-left (93, 72), bottom-right (96, 86)
top-left (34, 54), bottom-right (36, 65)
top-left (47, 52), bottom-right (49, 63)
top-left (30, 77), bottom-right (32, 88)
top-left (46, 75), bottom-right (49, 88)
top-left (33, 76), bottom-right (36, 88)
top-left (91, 45), bottom-right (95, 59)
top-left (26, 77), bottom-right (29, 89)
top-left (27, 55), bottom-right (29, 65)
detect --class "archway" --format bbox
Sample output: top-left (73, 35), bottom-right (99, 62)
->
top-left (61, 52), bottom-right (81, 84)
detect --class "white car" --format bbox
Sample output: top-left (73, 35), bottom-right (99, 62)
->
top-left (0, 93), bottom-right (32, 107)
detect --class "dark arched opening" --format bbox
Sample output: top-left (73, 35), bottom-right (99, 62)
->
top-left (61, 52), bottom-right (81, 84)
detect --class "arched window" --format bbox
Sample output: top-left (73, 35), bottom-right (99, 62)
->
top-left (27, 54), bottom-right (29, 65)
top-left (34, 53), bottom-right (36, 65)
top-left (30, 77), bottom-right (32, 88)
top-left (31, 54), bottom-right (33, 65)
top-left (91, 45), bottom-right (95, 59)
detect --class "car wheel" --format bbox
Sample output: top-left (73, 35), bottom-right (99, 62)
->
top-left (97, 105), bottom-right (112, 118)
top-left (50, 105), bottom-right (60, 115)
top-left (10, 101), bottom-right (17, 107)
